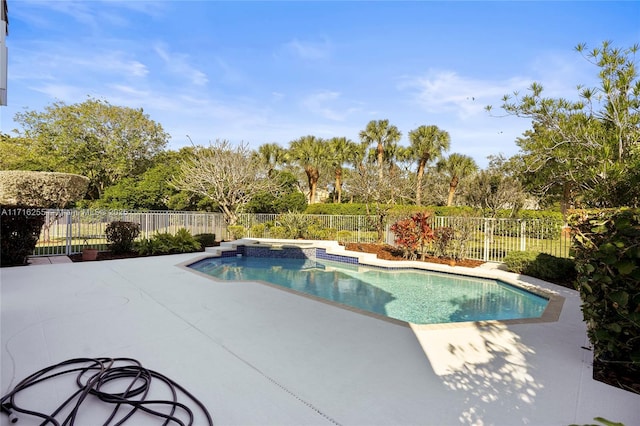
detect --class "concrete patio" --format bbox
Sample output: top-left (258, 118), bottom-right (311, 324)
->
top-left (1, 253), bottom-right (638, 425)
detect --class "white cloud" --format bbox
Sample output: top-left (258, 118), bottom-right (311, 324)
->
top-left (154, 44), bottom-right (208, 86)
top-left (283, 37), bottom-right (332, 60)
top-left (399, 70), bottom-right (531, 119)
top-left (301, 90), bottom-right (362, 121)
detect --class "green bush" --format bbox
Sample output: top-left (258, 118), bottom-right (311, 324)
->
top-left (105, 221), bottom-right (140, 254)
top-left (135, 228), bottom-right (201, 255)
top-left (248, 223), bottom-right (266, 237)
top-left (336, 230), bottom-right (353, 242)
top-left (227, 225), bottom-right (245, 240)
top-left (0, 205), bottom-right (46, 266)
top-left (194, 233), bottom-right (216, 247)
top-left (570, 209), bottom-right (640, 371)
top-left (504, 250), bottom-right (576, 285)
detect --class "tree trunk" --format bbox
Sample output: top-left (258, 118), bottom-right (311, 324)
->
top-left (447, 176), bottom-right (459, 206)
top-left (335, 169), bottom-right (343, 203)
top-left (377, 143), bottom-right (384, 180)
top-left (416, 160), bottom-right (426, 206)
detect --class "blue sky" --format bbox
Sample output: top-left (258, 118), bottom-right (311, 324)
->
top-left (2, 1), bottom-right (639, 168)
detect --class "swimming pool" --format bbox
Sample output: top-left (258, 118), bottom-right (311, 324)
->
top-left (189, 256), bottom-right (549, 325)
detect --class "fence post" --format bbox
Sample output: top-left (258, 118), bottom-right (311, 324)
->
top-left (483, 218), bottom-right (490, 262)
top-left (520, 220), bottom-right (526, 252)
top-left (65, 210), bottom-right (72, 256)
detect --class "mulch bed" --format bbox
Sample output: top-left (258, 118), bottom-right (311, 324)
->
top-left (345, 243), bottom-right (484, 268)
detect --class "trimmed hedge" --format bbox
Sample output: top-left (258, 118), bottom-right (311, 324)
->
top-left (0, 171), bottom-right (89, 208)
top-left (503, 250), bottom-right (576, 286)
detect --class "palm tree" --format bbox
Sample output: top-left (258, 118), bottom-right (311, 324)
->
top-left (437, 153), bottom-right (478, 206)
top-left (288, 135), bottom-right (327, 204)
top-left (408, 125), bottom-right (451, 205)
top-left (254, 143), bottom-right (286, 177)
top-left (359, 119), bottom-right (402, 180)
top-left (327, 137), bottom-right (358, 203)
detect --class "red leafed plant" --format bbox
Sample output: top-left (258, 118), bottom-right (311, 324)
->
top-left (390, 212), bottom-right (434, 260)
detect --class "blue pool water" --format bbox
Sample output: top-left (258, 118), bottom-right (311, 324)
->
top-left (190, 257), bottom-right (549, 324)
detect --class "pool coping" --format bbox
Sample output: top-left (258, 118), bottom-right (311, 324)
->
top-left (178, 238), bottom-right (565, 330)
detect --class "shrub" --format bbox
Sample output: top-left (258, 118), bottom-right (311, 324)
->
top-left (172, 228), bottom-right (201, 253)
top-left (105, 221), bottom-right (141, 254)
top-left (503, 250), bottom-right (576, 285)
top-left (0, 205), bottom-right (46, 266)
top-left (135, 228), bottom-right (201, 255)
top-left (227, 225), bottom-right (245, 240)
top-left (390, 212), bottom-right (434, 260)
top-left (433, 227), bottom-right (455, 258)
top-left (248, 224), bottom-right (266, 238)
top-left (570, 208), bottom-right (640, 372)
top-left (275, 211), bottom-right (310, 239)
top-left (194, 233), bottom-right (216, 247)
top-left (336, 230), bottom-right (353, 243)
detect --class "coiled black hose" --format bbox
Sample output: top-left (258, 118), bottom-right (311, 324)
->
top-left (0, 357), bottom-right (214, 425)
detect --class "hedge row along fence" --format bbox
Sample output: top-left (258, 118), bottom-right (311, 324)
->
top-left (570, 208), bottom-right (640, 382)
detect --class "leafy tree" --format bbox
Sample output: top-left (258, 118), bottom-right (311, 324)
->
top-left (488, 41), bottom-right (640, 209)
top-left (436, 153), bottom-right (478, 206)
top-left (466, 159), bottom-right (527, 217)
top-left (10, 98), bottom-right (168, 199)
top-left (246, 170), bottom-right (307, 213)
top-left (408, 125), bottom-right (451, 205)
top-left (288, 135), bottom-right (327, 204)
top-left (171, 140), bottom-right (278, 224)
top-left (348, 160), bottom-right (413, 243)
top-left (359, 119), bottom-right (402, 180)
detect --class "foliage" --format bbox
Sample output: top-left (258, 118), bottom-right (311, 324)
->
top-left (194, 233), bottom-right (216, 247)
top-left (10, 98), bottom-right (168, 199)
top-left (407, 125), bottom-right (451, 206)
top-left (390, 212), bottom-right (434, 260)
top-left (227, 225), bottom-right (246, 240)
top-left (336, 230), bottom-right (353, 242)
top-left (433, 227), bottom-right (456, 258)
top-left (105, 221), bottom-right (141, 254)
top-left (489, 41), bottom-right (640, 210)
top-left (0, 205), bottom-right (46, 266)
top-left (91, 149), bottom-right (197, 210)
top-left (466, 155), bottom-right (527, 217)
top-left (172, 140), bottom-right (278, 225)
top-left (274, 211), bottom-right (313, 239)
top-left (436, 153), bottom-right (478, 206)
top-left (0, 171), bottom-right (89, 208)
top-left (246, 170), bottom-right (307, 213)
top-left (359, 119), bottom-right (402, 180)
top-left (135, 228), bottom-right (201, 255)
top-left (570, 208), bottom-right (640, 369)
top-left (288, 135), bottom-right (328, 204)
top-left (503, 251), bottom-right (576, 285)
top-left (435, 215), bottom-right (477, 260)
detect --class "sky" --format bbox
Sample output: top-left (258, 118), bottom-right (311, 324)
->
top-left (1, 1), bottom-right (639, 168)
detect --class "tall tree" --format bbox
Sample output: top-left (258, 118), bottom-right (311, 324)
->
top-left (171, 140), bottom-right (277, 225)
top-left (288, 135), bottom-right (327, 204)
top-left (254, 142), bottom-right (287, 177)
top-left (408, 125), bottom-right (451, 205)
top-left (359, 119), bottom-right (402, 180)
top-left (327, 137), bottom-right (358, 203)
top-left (11, 98), bottom-right (168, 199)
top-left (487, 41), bottom-right (640, 208)
top-left (437, 153), bottom-right (478, 206)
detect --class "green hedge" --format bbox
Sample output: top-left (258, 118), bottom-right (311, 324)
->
top-left (503, 250), bottom-right (576, 286)
top-left (0, 205), bottom-right (46, 266)
top-left (570, 209), bottom-right (640, 371)
top-left (304, 202), bottom-right (563, 220)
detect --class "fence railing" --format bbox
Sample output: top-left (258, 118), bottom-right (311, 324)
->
top-left (33, 209), bottom-right (571, 262)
